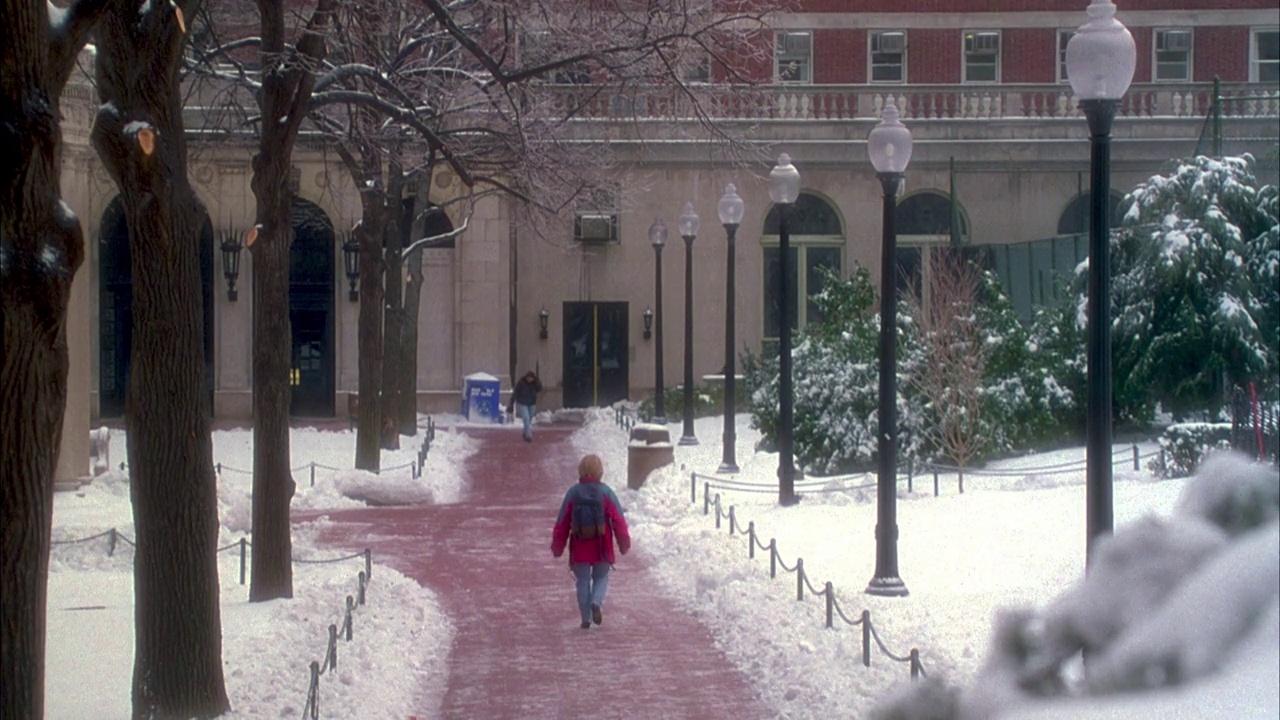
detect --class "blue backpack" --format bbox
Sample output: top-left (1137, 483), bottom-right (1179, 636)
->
top-left (570, 483), bottom-right (608, 540)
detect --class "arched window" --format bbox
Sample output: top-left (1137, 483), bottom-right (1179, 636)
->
top-left (893, 190), bottom-right (969, 304)
top-left (1057, 192), bottom-right (1124, 235)
top-left (762, 192), bottom-right (844, 339)
top-left (896, 190), bottom-right (968, 238)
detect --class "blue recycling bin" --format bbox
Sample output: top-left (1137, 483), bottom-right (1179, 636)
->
top-left (461, 373), bottom-right (502, 422)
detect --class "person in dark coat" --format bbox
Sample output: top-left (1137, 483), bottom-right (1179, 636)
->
top-left (551, 454), bottom-right (631, 629)
top-left (507, 370), bottom-right (543, 442)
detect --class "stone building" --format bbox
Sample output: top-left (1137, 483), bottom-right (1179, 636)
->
top-left (52, 1), bottom-right (1279, 485)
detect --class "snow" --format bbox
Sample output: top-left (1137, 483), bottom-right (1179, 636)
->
top-left (44, 412), bottom-right (1279, 719)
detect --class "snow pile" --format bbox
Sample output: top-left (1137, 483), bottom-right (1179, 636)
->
top-left (873, 452), bottom-right (1280, 720)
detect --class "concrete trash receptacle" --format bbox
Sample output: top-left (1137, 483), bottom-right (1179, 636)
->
top-left (627, 424), bottom-right (675, 490)
top-left (461, 373), bottom-right (502, 422)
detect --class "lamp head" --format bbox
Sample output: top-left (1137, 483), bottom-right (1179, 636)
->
top-left (868, 104), bottom-right (913, 174)
top-left (1065, 0), bottom-right (1136, 100)
top-left (678, 202), bottom-right (701, 238)
top-left (768, 153), bottom-right (801, 205)
top-left (648, 218), bottom-right (668, 247)
top-left (718, 183), bottom-right (745, 226)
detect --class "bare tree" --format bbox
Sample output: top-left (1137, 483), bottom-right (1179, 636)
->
top-left (89, 0), bottom-right (231, 715)
top-left (181, 0), bottom-right (769, 593)
top-left (905, 248), bottom-right (990, 491)
top-left (1, 1), bottom-right (108, 716)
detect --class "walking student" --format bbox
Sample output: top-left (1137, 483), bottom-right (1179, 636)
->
top-left (507, 370), bottom-right (543, 442)
top-left (551, 454), bottom-right (630, 629)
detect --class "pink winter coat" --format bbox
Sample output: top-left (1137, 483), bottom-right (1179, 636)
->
top-left (551, 476), bottom-right (631, 565)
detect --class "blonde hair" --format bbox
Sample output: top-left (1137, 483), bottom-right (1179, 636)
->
top-left (578, 454), bottom-right (604, 479)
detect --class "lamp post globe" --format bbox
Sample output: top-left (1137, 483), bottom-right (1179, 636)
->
top-left (649, 218), bottom-right (669, 424)
top-left (769, 154), bottom-right (800, 506)
top-left (718, 183), bottom-right (745, 474)
top-left (678, 202), bottom-right (701, 446)
top-left (1065, 0), bottom-right (1135, 568)
top-left (866, 103), bottom-right (911, 598)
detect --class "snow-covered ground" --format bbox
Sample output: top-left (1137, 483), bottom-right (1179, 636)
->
top-left (45, 411), bottom-right (1279, 719)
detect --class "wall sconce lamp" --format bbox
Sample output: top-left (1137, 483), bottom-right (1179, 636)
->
top-left (642, 306), bottom-right (654, 340)
top-left (342, 235), bottom-right (360, 302)
top-left (539, 307), bottom-right (550, 339)
top-left (220, 233), bottom-right (243, 302)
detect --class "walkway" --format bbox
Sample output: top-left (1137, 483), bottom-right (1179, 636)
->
top-left (307, 425), bottom-right (771, 719)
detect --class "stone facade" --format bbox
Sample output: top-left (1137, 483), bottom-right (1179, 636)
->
top-left (49, 3), bottom-right (1279, 473)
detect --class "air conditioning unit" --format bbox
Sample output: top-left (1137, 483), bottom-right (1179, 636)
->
top-left (780, 32), bottom-right (811, 54)
top-left (1160, 31), bottom-right (1192, 52)
top-left (575, 213), bottom-right (617, 243)
top-left (965, 32), bottom-right (999, 54)
top-left (876, 32), bottom-right (905, 54)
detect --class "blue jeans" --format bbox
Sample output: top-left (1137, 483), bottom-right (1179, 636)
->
top-left (517, 403), bottom-right (534, 439)
top-left (571, 562), bottom-right (611, 623)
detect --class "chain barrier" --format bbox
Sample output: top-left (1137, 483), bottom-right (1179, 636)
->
top-left (695, 479), bottom-right (926, 683)
top-left (614, 405), bottom-right (638, 432)
top-left (299, 553), bottom-right (372, 720)
top-left (207, 416), bottom-right (437, 487)
top-left (696, 444), bottom-right (1159, 501)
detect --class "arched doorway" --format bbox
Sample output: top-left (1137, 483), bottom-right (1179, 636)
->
top-left (762, 192), bottom-right (844, 338)
top-left (289, 198), bottom-right (336, 417)
top-left (98, 198), bottom-right (214, 418)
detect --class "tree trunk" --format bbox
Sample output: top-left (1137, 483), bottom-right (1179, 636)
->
top-left (399, 246), bottom-right (424, 435)
top-left (246, 0), bottom-right (336, 602)
top-left (354, 208), bottom-right (386, 469)
top-left (2, 2), bottom-right (102, 716)
top-left (380, 167), bottom-right (404, 451)
top-left (90, 2), bottom-right (231, 716)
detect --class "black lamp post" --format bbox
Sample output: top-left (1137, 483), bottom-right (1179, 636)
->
top-left (678, 202), bottom-right (700, 446)
top-left (220, 233), bottom-right (243, 302)
top-left (649, 218), bottom-right (669, 424)
top-left (342, 235), bottom-right (360, 302)
top-left (865, 103), bottom-right (912, 598)
top-left (1065, 0), bottom-right (1135, 567)
top-left (718, 183), bottom-right (745, 474)
top-left (538, 307), bottom-right (550, 340)
top-left (769, 154), bottom-right (800, 506)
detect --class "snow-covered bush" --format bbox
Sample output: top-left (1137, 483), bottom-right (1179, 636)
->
top-left (1048, 155), bottom-right (1280, 424)
top-left (871, 453), bottom-right (1280, 719)
top-left (746, 266), bottom-right (1073, 474)
top-left (1148, 422), bottom-right (1234, 478)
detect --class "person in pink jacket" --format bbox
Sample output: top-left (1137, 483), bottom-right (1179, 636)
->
top-left (551, 454), bottom-right (631, 629)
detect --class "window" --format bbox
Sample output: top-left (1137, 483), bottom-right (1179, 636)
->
top-left (762, 193), bottom-right (843, 338)
top-left (680, 53), bottom-right (711, 84)
top-left (573, 187), bottom-right (618, 243)
top-left (1154, 29), bottom-right (1192, 82)
top-left (1057, 30), bottom-right (1074, 84)
top-left (775, 31), bottom-right (812, 84)
top-left (963, 31), bottom-right (1000, 83)
top-left (1252, 28), bottom-right (1280, 82)
top-left (870, 31), bottom-right (906, 83)
top-left (523, 31), bottom-right (590, 84)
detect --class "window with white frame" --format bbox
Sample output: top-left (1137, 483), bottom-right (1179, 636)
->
top-left (775, 31), bottom-right (812, 84)
top-left (963, 31), bottom-right (1000, 83)
top-left (870, 31), bottom-right (906, 83)
top-left (680, 53), bottom-right (711, 84)
top-left (573, 187), bottom-right (619, 243)
top-left (1154, 29), bottom-right (1192, 82)
top-left (761, 193), bottom-right (843, 339)
top-left (1057, 30), bottom-right (1074, 83)
top-left (1252, 28), bottom-right (1280, 82)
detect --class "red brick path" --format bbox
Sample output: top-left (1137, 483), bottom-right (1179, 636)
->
top-left (306, 425), bottom-right (772, 719)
